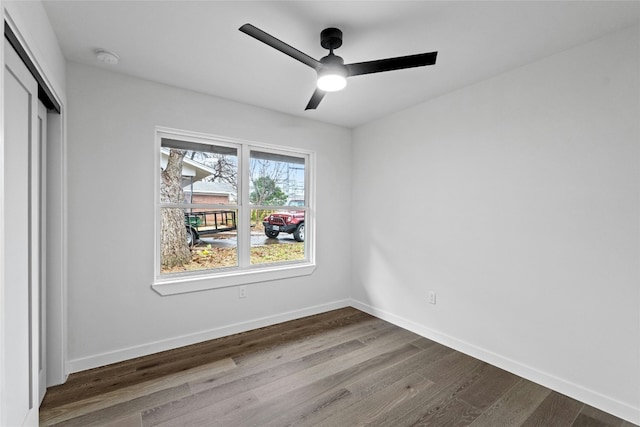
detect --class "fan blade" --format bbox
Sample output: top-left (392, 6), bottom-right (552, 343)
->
top-left (239, 24), bottom-right (321, 70)
top-left (305, 88), bottom-right (326, 110)
top-left (346, 51), bottom-right (437, 77)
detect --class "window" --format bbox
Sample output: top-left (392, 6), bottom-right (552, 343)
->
top-left (153, 128), bottom-right (315, 294)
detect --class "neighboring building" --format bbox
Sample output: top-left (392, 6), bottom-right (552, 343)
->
top-left (183, 181), bottom-right (237, 205)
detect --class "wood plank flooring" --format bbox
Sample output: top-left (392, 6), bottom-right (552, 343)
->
top-left (40, 307), bottom-right (636, 427)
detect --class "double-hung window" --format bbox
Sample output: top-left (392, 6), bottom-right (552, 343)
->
top-left (153, 128), bottom-right (314, 294)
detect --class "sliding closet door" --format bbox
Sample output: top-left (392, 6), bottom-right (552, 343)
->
top-left (3, 38), bottom-right (40, 426)
top-left (37, 99), bottom-right (48, 404)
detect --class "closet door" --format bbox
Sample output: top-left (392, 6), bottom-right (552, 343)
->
top-left (37, 99), bottom-right (48, 404)
top-left (3, 38), bottom-right (40, 427)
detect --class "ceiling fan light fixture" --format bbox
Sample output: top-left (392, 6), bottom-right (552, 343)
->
top-left (317, 69), bottom-right (347, 92)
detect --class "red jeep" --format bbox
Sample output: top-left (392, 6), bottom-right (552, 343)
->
top-left (262, 200), bottom-right (305, 242)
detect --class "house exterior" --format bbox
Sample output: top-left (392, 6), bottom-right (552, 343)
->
top-left (183, 181), bottom-right (236, 205)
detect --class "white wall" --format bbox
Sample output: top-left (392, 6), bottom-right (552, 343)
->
top-left (351, 25), bottom-right (640, 423)
top-left (65, 62), bottom-right (352, 371)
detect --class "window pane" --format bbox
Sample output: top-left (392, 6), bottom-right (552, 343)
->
top-left (161, 140), bottom-right (237, 205)
top-left (251, 209), bottom-right (305, 265)
top-left (249, 150), bottom-right (305, 207)
top-left (160, 208), bottom-right (238, 274)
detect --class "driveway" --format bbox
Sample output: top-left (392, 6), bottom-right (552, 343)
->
top-left (197, 232), bottom-right (298, 248)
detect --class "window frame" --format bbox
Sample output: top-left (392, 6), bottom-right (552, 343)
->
top-left (152, 127), bottom-right (315, 295)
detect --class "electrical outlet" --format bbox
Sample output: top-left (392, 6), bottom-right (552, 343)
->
top-left (428, 291), bottom-right (437, 305)
top-left (239, 286), bottom-right (247, 299)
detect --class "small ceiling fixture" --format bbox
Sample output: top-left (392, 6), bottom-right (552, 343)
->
top-left (239, 24), bottom-right (438, 110)
top-left (95, 49), bottom-right (119, 65)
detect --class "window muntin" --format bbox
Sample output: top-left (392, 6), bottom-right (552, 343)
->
top-left (156, 129), bottom-right (313, 285)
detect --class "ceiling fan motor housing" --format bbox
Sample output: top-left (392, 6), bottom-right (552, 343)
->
top-left (320, 27), bottom-right (343, 51)
top-left (320, 53), bottom-right (344, 66)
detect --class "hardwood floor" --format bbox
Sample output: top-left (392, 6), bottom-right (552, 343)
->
top-left (40, 307), bottom-right (636, 427)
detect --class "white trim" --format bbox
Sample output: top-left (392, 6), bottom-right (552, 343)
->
top-left (350, 299), bottom-right (640, 425)
top-left (66, 299), bottom-right (350, 374)
top-left (45, 111), bottom-right (67, 387)
top-left (239, 143), bottom-right (250, 268)
top-left (152, 263), bottom-right (316, 295)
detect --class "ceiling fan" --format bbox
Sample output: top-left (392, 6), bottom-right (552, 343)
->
top-left (239, 24), bottom-right (438, 110)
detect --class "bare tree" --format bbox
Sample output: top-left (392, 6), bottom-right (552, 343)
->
top-left (250, 158), bottom-right (287, 222)
top-left (188, 151), bottom-right (237, 189)
top-left (160, 149), bottom-right (191, 267)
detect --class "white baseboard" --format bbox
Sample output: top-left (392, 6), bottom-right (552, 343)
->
top-left (66, 299), bottom-right (350, 374)
top-left (350, 299), bottom-right (640, 426)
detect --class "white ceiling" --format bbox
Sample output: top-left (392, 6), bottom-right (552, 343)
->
top-left (42, 1), bottom-right (640, 128)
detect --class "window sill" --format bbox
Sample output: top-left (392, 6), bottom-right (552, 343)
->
top-left (152, 262), bottom-right (316, 295)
